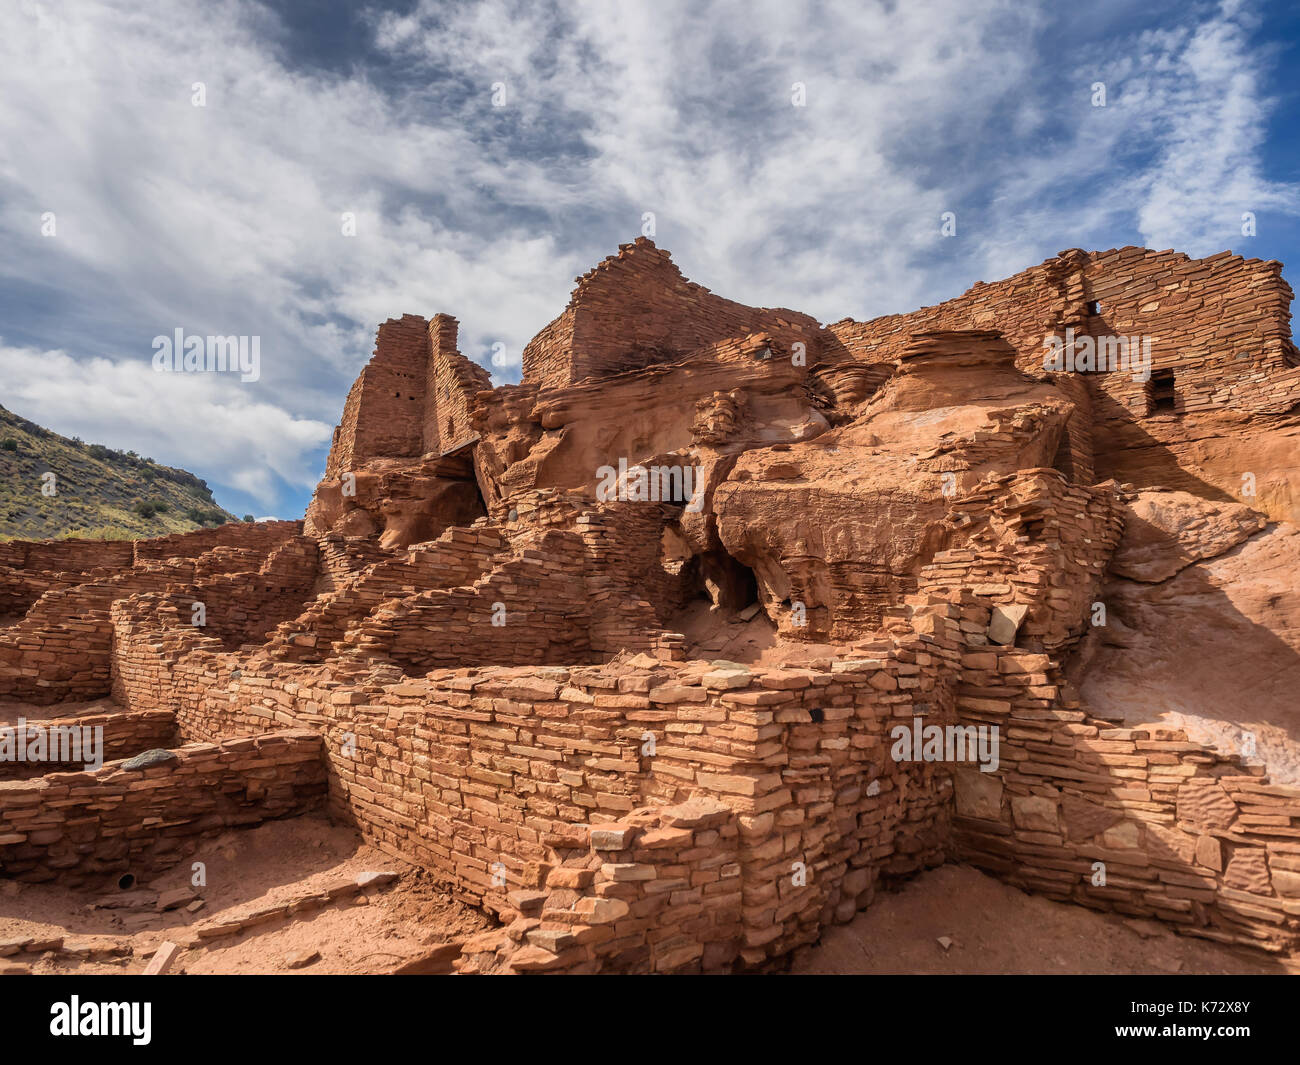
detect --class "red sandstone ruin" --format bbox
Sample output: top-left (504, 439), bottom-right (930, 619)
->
top-left (4, 237), bottom-right (1300, 972)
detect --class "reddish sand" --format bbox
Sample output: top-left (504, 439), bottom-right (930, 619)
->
top-left (792, 864), bottom-right (1294, 975)
top-left (0, 814), bottom-right (490, 975)
top-left (4, 819), bottom-right (1288, 974)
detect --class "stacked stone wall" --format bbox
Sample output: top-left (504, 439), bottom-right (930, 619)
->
top-left (523, 238), bottom-right (819, 388)
top-left (953, 644), bottom-right (1300, 953)
top-left (0, 730), bottom-right (326, 885)
top-left (0, 530), bottom-right (315, 703)
top-left (0, 708), bottom-right (176, 781)
top-left (919, 469), bottom-right (1123, 652)
top-left (428, 314), bottom-right (493, 454)
top-left (327, 315), bottom-right (430, 476)
top-left (824, 247), bottom-right (1299, 422)
top-left (101, 593), bottom-right (970, 970)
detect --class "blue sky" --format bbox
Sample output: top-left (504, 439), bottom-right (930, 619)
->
top-left (1, 0), bottom-right (1298, 521)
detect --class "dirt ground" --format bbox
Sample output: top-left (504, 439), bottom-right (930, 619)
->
top-left (790, 864), bottom-right (1295, 975)
top-left (0, 814), bottom-right (491, 975)
top-left (673, 599), bottom-right (845, 665)
top-left (4, 818), bottom-right (1290, 975)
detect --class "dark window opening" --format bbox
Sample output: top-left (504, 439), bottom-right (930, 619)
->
top-left (1148, 369), bottom-right (1176, 414)
top-left (1086, 300), bottom-right (1101, 316)
top-left (809, 707), bottom-right (824, 724)
top-left (660, 525), bottom-right (692, 577)
top-left (1023, 518), bottom-right (1046, 540)
top-left (694, 550), bottom-right (758, 611)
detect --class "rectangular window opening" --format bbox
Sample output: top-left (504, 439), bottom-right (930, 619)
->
top-left (1148, 369), bottom-right (1176, 414)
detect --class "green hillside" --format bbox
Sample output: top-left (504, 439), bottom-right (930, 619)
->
top-left (0, 404), bottom-right (238, 542)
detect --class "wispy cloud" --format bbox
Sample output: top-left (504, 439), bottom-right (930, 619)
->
top-left (1127, 1), bottom-right (1300, 253)
top-left (1, 341), bottom-right (332, 500)
top-left (0, 0), bottom-right (1295, 516)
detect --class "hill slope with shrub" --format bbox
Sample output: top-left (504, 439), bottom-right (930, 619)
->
top-left (0, 404), bottom-right (239, 541)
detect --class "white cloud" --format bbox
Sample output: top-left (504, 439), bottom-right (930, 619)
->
top-left (1, 341), bottom-right (331, 504)
top-left (374, 0), bottom-right (1050, 320)
top-left (1127, 2), bottom-right (1300, 254)
top-left (0, 0), bottom-right (1295, 517)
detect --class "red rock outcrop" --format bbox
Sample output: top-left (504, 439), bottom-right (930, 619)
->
top-left (715, 331), bottom-right (1078, 638)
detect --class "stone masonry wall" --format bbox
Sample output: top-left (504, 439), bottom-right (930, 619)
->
top-left (824, 247), bottom-right (1299, 421)
top-left (0, 730), bottom-right (327, 886)
top-left (131, 521), bottom-right (303, 561)
top-left (910, 474), bottom-right (1300, 955)
top-left (522, 238), bottom-right (820, 389)
top-left (101, 591), bottom-right (970, 971)
top-left (427, 314), bottom-right (493, 454)
top-left (110, 593), bottom-right (231, 722)
top-left (265, 525), bottom-right (505, 664)
top-left (0, 708), bottom-right (176, 781)
top-left (519, 307), bottom-right (578, 393)
top-left (919, 469), bottom-right (1124, 653)
top-left (1, 568), bottom-right (201, 704)
top-left (574, 504), bottom-right (693, 655)
top-left (101, 551), bottom-right (1300, 966)
top-left (953, 644), bottom-right (1300, 953)
top-left (338, 529), bottom-right (593, 671)
top-left (0, 521), bottom-right (298, 574)
top-left (0, 540), bottom-right (133, 573)
top-left (327, 314), bottom-right (430, 476)
top-left (0, 522), bottom-right (301, 618)
top-left (190, 536), bottom-right (320, 651)
top-left (0, 528), bottom-right (313, 704)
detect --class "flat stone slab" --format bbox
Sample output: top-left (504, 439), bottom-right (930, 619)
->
top-left (120, 749), bottom-right (179, 771)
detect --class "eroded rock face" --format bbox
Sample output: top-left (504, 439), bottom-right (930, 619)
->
top-left (1094, 407), bottom-right (1300, 525)
top-left (293, 240), bottom-right (1300, 658)
top-left (305, 457), bottom-right (487, 551)
top-left (148, 239), bottom-right (1300, 818)
top-left (1077, 491), bottom-right (1300, 781)
top-left (1110, 489), bottom-right (1267, 582)
top-left (518, 334), bottom-right (824, 511)
top-left (714, 332), bottom-right (1075, 638)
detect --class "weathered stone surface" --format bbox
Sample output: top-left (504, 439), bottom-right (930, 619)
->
top-left (954, 770), bottom-right (1003, 821)
top-left (156, 887), bottom-right (198, 912)
top-left (1060, 795), bottom-right (1124, 842)
top-left (716, 333), bottom-right (1074, 641)
top-left (1176, 779), bottom-right (1239, 831)
top-left (120, 749), bottom-right (178, 771)
top-left (1272, 869), bottom-right (1300, 898)
top-left (142, 941), bottom-right (182, 976)
top-left (285, 948), bottom-right (322, 970)
top-left (1223, 847), bottom-right (1272, 896)
top-left (1110, 491), bottom-right (1267, 583)
top-left (1146, 823), bottom-right (1197, 866)
top-left (1010, 795), bottom-right (1058, 832)
top-left (988, 604), bottom-right (1030, 647)
top-left (1194, 834), bottom-right (1223, 872)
